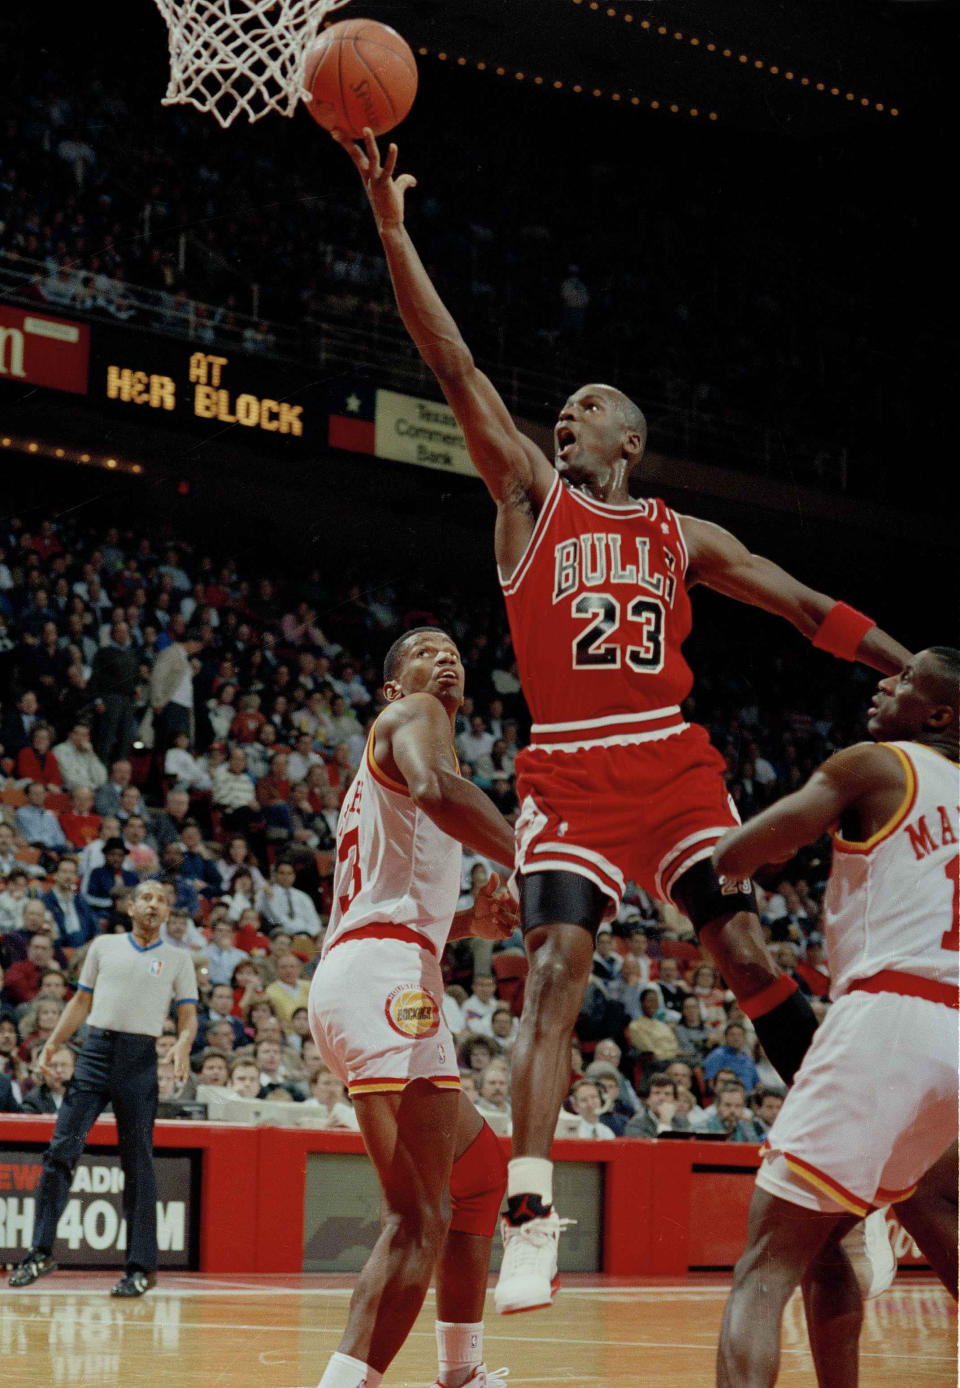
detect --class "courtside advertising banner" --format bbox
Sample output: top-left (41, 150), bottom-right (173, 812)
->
top-left (0, 306), bottom-right (90, 395)
top-left (0, 1150), bottom-right (197, 1268)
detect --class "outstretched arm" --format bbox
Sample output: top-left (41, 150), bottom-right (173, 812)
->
top-left (333, 129), bottom-right (554, 511)
top-left (712, 743), bottom-right (903, 879)
top-left (681, 516), bottom-right (912, 675)
top-left (384, 693), bottom-right (517, 867)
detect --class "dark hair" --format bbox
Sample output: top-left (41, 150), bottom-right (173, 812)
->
top-left (641, 1074), bottom-right (678, 1098)
top-left (103, 837), bottom-right (126, 853)
top-left (927, 647), bottom-right (960, 711)
top-left (383, 626), bottom-right (450, 683)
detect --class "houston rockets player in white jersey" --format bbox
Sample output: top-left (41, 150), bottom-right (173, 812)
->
top-left (309, 627), bottom-right (517, 1388)
top-left (334, 128), bottom-right (912, 1314)
top-left (713, 647), bottom-right (959, 1386)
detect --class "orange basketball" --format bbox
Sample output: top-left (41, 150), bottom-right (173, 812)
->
top-left (302, 19), bottom-right (418, 139)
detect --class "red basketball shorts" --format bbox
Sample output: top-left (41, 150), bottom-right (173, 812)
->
top-left (514, 723), bottom-right (738, 913)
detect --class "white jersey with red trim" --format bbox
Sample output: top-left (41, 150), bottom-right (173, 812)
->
top-left (500, 473), bottom-right (693, 751)
top-left (320, 717), bottom-right (462, 959)
top-left (824, 741), bottom-right (960, 998)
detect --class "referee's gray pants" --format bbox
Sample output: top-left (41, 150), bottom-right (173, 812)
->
top-left (32, 1027), bottom-right (159, 1273)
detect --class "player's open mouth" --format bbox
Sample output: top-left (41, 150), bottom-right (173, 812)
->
top-left (556, 426), bottom-right (576, 456)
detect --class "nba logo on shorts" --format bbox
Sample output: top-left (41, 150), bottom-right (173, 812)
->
top-left (384, 984), bottom-right (440, 1039)
top-left (149, 959), bottom-right (163, 977)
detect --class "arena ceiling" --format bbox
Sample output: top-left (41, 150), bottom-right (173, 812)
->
top-left (381, 0), bottom-right (953, 135)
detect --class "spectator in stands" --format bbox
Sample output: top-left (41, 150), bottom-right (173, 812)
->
top-left (194, 1049), bottom-right (230, 1087)
top-left (795, 934), bottom-right (830, 999)
top-left (585, 1067), bottom-right (632, 1135)
top-left (304, 1069), bottom-right (360, 1128)
top-left (0, 870), bottom-right (34, 934)
top-left (42, 857), bottom-right (97, 949)
top-left (461, 972), bottom-right (498, 1035)
top-left (206, 918), bottom-right (249, 988)
top-left (624, 1074), bottom-right (692, 1137)
top-left (163, 729), bottom-right (212, 791)
top-left (260, 860), bottom-right (321, 937)
top-left (60, 786), bottom-right (102, 849)
top-left (16, 724), bottom-right (62, 788)
top-left (20, 1043), bottom-right (74, 1114)
top-left (0, 823), bottom-right (45, 880)
top-left (152, 788), bottom-right (192, 853)
top-left (94, 759), bottom-right (133, 818)
top-left (87, 621), bottom-right (140, 764)
top-left (672, 994), bottom-right (717, 1064)
top-left (703, 1022), bottom-right (760, 1093)
top-left (1, 690), bottom-right (41, 757)
top-left (591, 925), bottom-right (623, 983)
top-left (732, 1086), bottom-right (785, 1143)
top-left (698, 1081), bottom-right (747, 1136)
top-left (229, 1055), bottom-right (262, 1098)
top-left (123, 814), bottom-right (159, 878)
top-left (51, 722), bottom-right (107, 792)
top-left (489, 1003), bottom-right (519, 1055)
top-left (475, 1059), bottom-right (511, 1123)
top-left (654, 956), bottom-right (690, 1017)
top-left (2, 931), bottom-right (57, 1006)
top-left (607, 953), bottom-right (645, 1020)
top-left (84, 837), bottom-right (138, 913)
top-left (568, 1077), bottom-right (615, 1140)
top-left (212, 746), bottom-right (260, 837)
top-left (202, 983), bottom-right (246, 1047)
top-left (627, 987), bottom-right (680, 1064)
top-left (178, 820), bottom-right (221, 899)
top-left (150, 625), bottom-right (205, 751)
top-left (17, 995), bottom-right (65, 1061)
top-left (264, 952), bottom-right (310, 1026)
top-left (457, 1033), bottom-right (498, 1076)
top-left (15, 782), bottom-right (68, 855)
top-left (0, 1012), bottom-right (28, 1105)
top-left (161, 907), bottom-right (208, 958)
top-left (689, 962), bottom-right (728, 1033)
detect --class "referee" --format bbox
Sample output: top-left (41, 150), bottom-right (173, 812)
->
top-left (8, 880), bottom-right (197, 1296)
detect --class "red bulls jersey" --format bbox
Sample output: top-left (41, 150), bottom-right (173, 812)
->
top-left (500, 474), bottom-right (693, 751)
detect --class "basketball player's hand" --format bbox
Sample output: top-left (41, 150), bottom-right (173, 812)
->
top-left (171, 1035), bottom-right (191, 1085)
top-left (331, 126), bottom-right (416, 232)
top-left (35, 1041), bottom-right (56, 1082)
top-left (470, 873), bottom-right (520, 940)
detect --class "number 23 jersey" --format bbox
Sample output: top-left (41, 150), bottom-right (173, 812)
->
top-left (501, 474), bottom-right (694, 747)
top-left (320, 717), bottom-right (462, 960)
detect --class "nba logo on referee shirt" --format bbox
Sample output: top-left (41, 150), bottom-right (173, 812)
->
top-left (149, 959), bottom-right (163, 976)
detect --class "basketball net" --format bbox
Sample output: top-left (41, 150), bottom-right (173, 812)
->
top-left (153, 0), bottom-right (351, 128)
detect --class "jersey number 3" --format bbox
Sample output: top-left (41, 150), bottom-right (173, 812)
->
top-left (571, 592), bottom-right (665, 672)
top-left (940, 856), bottom-right (959, 951)
top-left (337, 825), bottom-right (363, 917)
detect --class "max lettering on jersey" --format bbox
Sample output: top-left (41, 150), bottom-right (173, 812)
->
top-left (905, 805), bottom-right (959, 862)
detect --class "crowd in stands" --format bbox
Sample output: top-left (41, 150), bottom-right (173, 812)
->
top-left (0, 502), bottom-right (859, 1134)
top-left (0, 20), bottom-right (943, 486)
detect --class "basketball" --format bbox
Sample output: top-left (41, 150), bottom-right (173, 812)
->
top-left (302, 19), bottom-right (418, 138)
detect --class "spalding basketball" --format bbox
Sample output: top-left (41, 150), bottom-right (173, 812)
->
top-left (303, 19), bottom-right (418, 138)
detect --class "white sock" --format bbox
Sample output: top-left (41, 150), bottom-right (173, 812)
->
top-left (317, 1351), bottom-right (383, 1387)
top-left (436, 1320), bottom-right (484, 1386)
top-left (507, 1156), bottom-right (553, 1205)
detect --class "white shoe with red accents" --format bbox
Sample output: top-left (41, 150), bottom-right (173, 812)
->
top-left (494, 1208), bottom-right (576, 1315)
top-left (843, 1207), bottom-right (898, 1299)
top-left (430, 1367), bottom-right (510, 1387)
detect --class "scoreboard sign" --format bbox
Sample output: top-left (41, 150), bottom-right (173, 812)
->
top-left (0, 1149), bottom-right (197, 1269)
top-left (91, 326), bottom-right (313, 442)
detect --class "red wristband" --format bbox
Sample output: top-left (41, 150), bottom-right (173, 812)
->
top-left (811, 602), bottom-right (875, 661)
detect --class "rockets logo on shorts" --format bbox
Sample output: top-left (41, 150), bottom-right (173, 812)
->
top-left (384, 985), bottom-right (441, 1039)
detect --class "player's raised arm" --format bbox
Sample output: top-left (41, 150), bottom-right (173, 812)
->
top-left (382, 692), bottom-right (517, 867)
top-left (680, 516), bottom-right (912, 675)
top-left (712, 742), bottom-right (904, 879)
top-left (333, 129), bottom-right (554, 512)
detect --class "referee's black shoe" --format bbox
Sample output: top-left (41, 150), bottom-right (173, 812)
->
top-left (110, 1270), bottom-right (157, 1297)
top-left (9, 1251), bottom-right (57, 1287)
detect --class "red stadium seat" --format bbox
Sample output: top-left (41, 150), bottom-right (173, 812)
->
top-left (492, 952), bottom-right (528, 1017)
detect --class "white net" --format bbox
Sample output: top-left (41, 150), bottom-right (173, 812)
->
top-left (153, 0), bottom-right (351, 129)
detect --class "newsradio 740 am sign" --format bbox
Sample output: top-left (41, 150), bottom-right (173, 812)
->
top-left (0, 1151), bottom-right (195, 1268)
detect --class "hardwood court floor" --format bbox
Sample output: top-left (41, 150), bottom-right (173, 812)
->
top-left (1, 1273), bottom-right (955, 1386)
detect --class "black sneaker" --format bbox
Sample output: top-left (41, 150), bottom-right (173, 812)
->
top-left (9, 1251), bottom-right (57, 1287)
top-left (110, 1270), bottom-right (157, 1298)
